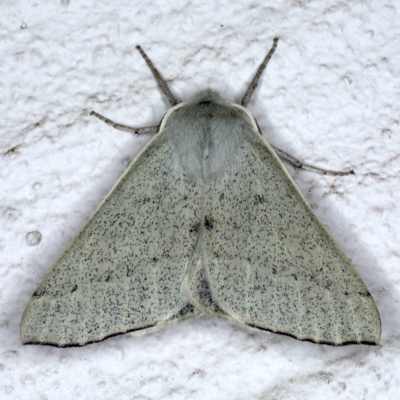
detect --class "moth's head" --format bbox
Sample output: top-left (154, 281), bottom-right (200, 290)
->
top-left (188, 89), bottom-right (227, 106)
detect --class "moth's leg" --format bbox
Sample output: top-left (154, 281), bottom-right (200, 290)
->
top-left (271, 145), bottom-right (355, 176)
top-left (90, 111), bottom-right (158, 135)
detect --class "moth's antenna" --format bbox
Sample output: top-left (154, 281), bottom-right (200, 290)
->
top-left (241, 38), bottom-right (279, 107)
top-left (136, 45), bottom-right (178, 106)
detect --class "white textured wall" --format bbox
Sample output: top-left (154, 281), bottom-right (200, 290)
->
top-left (1, 0), bottom-right (399, 398)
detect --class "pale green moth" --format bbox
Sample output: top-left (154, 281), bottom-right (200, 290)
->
top-left (21, 39), bottom-right (381, 347)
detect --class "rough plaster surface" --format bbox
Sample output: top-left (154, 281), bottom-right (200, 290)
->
top-left (1, 0), bottom-right (399, 399)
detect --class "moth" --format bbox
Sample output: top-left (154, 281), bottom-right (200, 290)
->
top-left (21, 39), bottom-right (381, 347)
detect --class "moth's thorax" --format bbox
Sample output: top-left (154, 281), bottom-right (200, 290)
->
top-left (162, 90), bottom-right (255, 182)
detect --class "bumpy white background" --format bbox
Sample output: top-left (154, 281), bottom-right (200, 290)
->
top-left (1, 1), bottom-right (399, 399)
